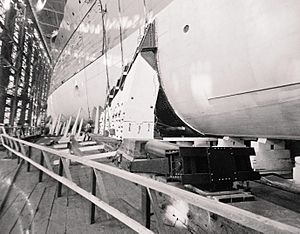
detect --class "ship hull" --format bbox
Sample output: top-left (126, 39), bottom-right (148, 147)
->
top-left (48, 0), bottom-right (300, 139)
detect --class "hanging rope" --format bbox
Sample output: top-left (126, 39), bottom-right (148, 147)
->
top-left (117, 0), bottom-right (124, 68)
top-left (143, 0), bottom-right (148, 25)
top-left (98, 0), bottom-right (110, 96)
top-left (98, 0), bottom-right (111, 134)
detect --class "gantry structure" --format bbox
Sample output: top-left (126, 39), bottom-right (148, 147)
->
top-left (0, 0), bottom-right (64, 128)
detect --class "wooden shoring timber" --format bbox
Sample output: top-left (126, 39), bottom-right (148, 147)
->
top-left (76, 118), bottom-right (84, 137)
top-left (61, 158), bottom-right (72, 181)
top-left (41, 151), bottom-right (54, 172)
top-left (93, 169), bottom-right (109, 204)
top-left (63, 117), bottom-right (72, 138)
top-left (1, 135), bottom-right (300, 234)
top-left (146, 188), bottom-right (168, 234)
top-left (82, 151), bottom-right (117, 160)
top-left (12, 140), bottom-right (20, 152)
top-left (71, 108), bottom-right (81, 135)
top-left (79, 145), bottom-right (104, 152)
top-left (8, 138), bottom-right (14, 148)
top-left (2, 143), bottom-right (153, 234)
top-left (79, 141), bottom-right (97, 146)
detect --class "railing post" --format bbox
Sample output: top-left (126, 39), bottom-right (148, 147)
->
top-left (142, 186), bottom-right (151, 229)
top-left (27, 146), bottom-right (32, 172)
top-left (90, 168), bottom-right (97, 224)
top-left (6, 138), bottom-right (12, 158)
top-left (57, 158), bottom-right (63, 197)
top-left (16, 142), bottom-right (20, 164)
top-left (39, 151), bottom-right (44, 182)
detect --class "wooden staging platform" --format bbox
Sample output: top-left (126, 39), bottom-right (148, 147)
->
top-left (0, 140), bottom-right (136, 234)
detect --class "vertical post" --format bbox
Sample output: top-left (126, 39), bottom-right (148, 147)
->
top-left (27, 146), bottom-right (32, 172)
top-left (16, 142), bottom-right (20, 164)
top-left (63, 116), bottom-right (72, 138)
top-left (90, 168), bottom-right (97, 224)
top-left (71, 108), bottom-right (81, 135)
top-left (147, 188), bottom-right (168, 233)
top-left (38, 151), bottom-right (44, 182)
top-left (76, 118), bottom-right (83, 138)
top-left (57, 158), bottom-right (63, 197)
top-left (54, 114), bottom-right (62, 136)
top-left (6, 139), bottom-right (12, 158)
top-left (142, 187), bottom-right (151, 228)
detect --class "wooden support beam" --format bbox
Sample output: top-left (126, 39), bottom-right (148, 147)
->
top-left (90, 168), bottom-right (96, 224)
top-left (71, 108), bottom-right (81, 135)
top-left (42, 151), bottom-right (54, 172)
top-left (39, 151), bottom-right (44, 182)
top-left (61, 158), bottom-right (72, 181)
top-left (7, 138), bottom-right (14, 157)
top-left (12, 140), bottom-right (20, 153)
top-left (54, 114), bottom-right (62, 136)
top-left (79, 141), bottom-right (97, 146)
top-left (63, 116), bottom-right (72, 138)
top-left (76, 118), bottom-right (84, 138)
top-left (82, 151), bottom-right (117, 160)
top-left (57, 158), bottom-right (63, 197)
top-left (53, 143), bottom-right (68, 149)
top-left (80, 145), bottom-right (104, 152)
top-left (142, 187), bottom-right (151, 228)
top-left (147, 188), bottom-right (168, 234)
top-left (27, 146), bottom-right (32, 172)
top-left (60, 122), bottom-right (66, 136)
top-left (93, 169), bottom-right (109, 203)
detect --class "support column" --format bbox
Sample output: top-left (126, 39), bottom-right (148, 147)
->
top-left (19, 26), bottom-right (34, 125)
top-left (0, 5), bottom-right (16, 123)
top-left (10, 7), bottom-right (27, 126)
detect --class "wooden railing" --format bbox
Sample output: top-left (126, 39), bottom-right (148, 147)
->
top-left (1, 133), bottom-right (299, 234)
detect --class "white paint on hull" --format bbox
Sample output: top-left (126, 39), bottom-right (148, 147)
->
top-left (48, 0), bottom-right (300, 139)
top-left (156, 0), bottom-right (300, 138)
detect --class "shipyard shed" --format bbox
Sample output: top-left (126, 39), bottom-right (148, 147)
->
top-left (1, 0), bottom-right (300, 234)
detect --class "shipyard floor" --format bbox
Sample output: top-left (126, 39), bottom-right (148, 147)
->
top-left (0, 152), bottom-right (137, 234)
top-left (1, 137), bottom-right (300, 233)
top-left (0, 139), bottom-right (190, 234)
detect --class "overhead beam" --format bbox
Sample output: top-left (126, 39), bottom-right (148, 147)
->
top-left (24, 0), bottom-right (52, 62)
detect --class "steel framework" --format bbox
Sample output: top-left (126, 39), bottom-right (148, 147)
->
top-left (0, 0), bottom-right (52, 128)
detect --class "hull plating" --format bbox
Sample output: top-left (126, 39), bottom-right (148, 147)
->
top-left (48, 0), bottom-right (300, 139)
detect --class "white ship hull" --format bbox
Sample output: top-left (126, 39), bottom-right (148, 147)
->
top-left (48, 0), bottom-right (300, 139)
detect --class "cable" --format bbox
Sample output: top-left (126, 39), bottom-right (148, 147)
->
top-left (117, 0), bottom-right (124, 68)
top-left (98, 0), bottom-right (110, 133)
